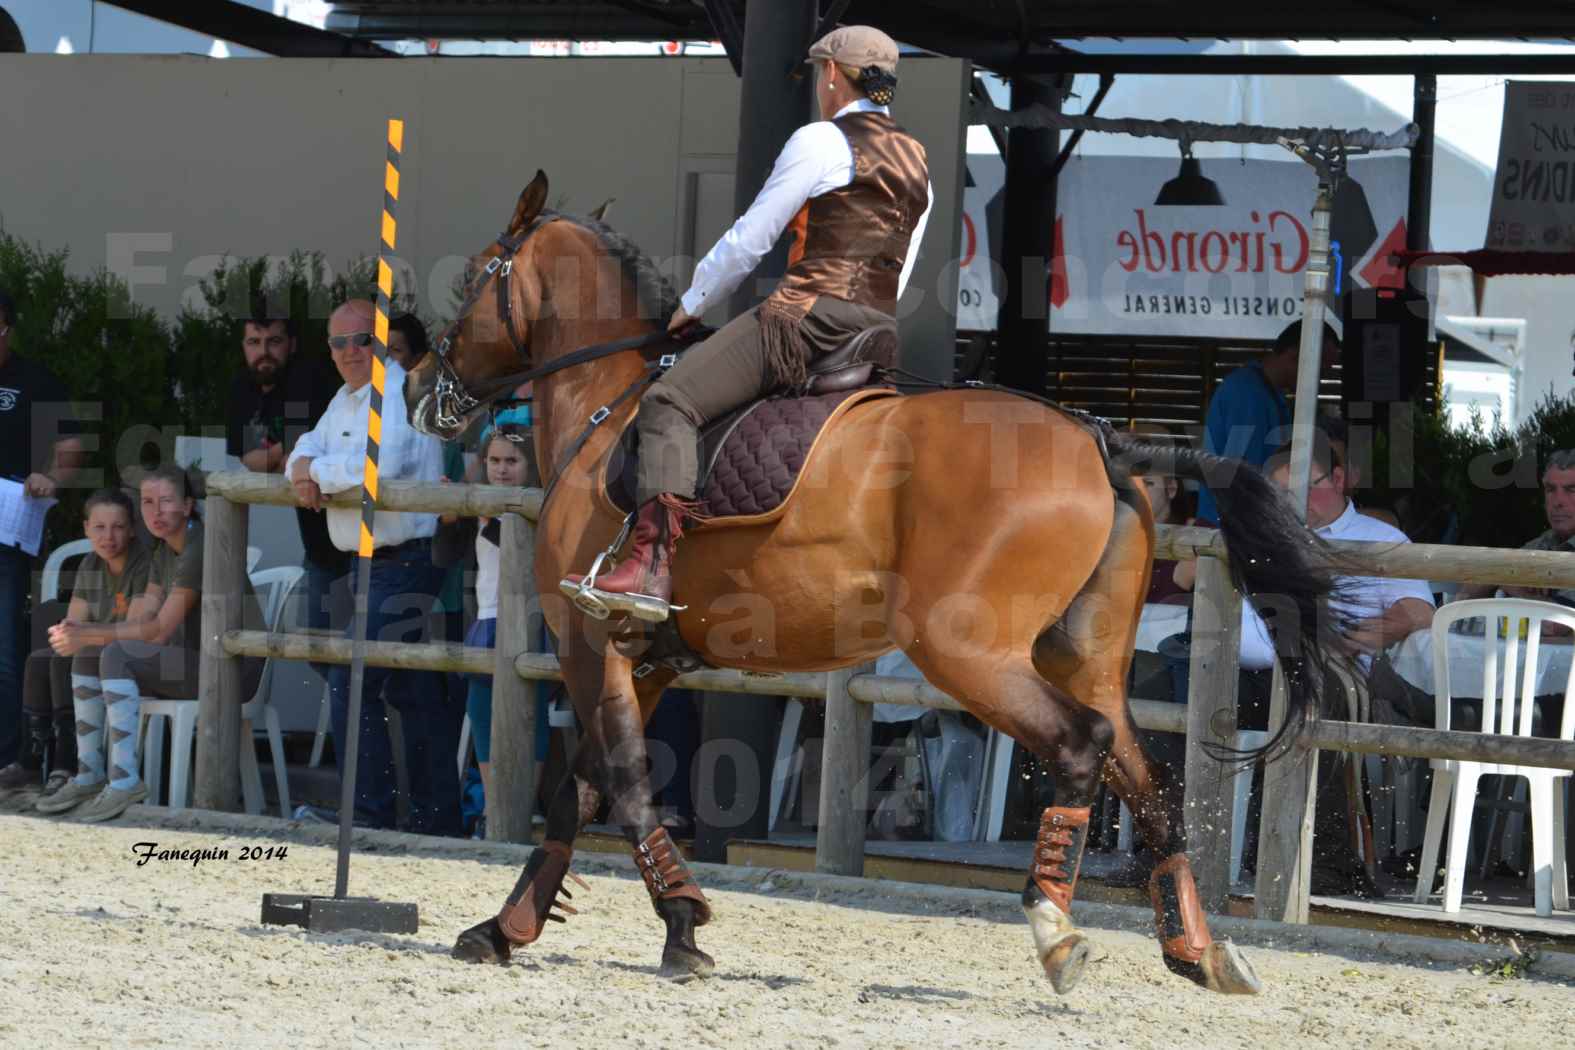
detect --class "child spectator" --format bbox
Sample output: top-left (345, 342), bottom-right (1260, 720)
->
top-left (36, 466), bottom-right (264, 822)
top-left (0, 490), bottom-right (151, 797)
top-left (438, 421), bottom-right (545, 834)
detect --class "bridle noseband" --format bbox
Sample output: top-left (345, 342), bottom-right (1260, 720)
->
top-left (429, 223), bottom-right (540, 433)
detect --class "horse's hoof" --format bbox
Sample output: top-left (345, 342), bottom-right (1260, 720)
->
top-left (1040, 933), bottom-right (1092, 995)
top-left (1164, 941), bottom-right (1262, 995)
top-left (658, 943), bottom-right (715, 982)
top-left (1200, 940), bottom-right (1261, 995)
top-left (451, 918), bottom-right (513, 965)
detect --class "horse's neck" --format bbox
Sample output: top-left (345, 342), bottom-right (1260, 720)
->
top-left (532, 317), bottom-right (655, 486)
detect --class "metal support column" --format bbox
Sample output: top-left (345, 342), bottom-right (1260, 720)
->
top-left (994, 76), bottom-right (1065, 395)
top-left (693, 0), bottom-right (818, 863)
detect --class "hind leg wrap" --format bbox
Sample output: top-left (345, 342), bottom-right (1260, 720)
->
top-left (1149, 852), bottom-right (1213, 964)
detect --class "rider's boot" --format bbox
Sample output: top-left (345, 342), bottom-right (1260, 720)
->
top-left (560, 494), bottom-right (699, 622)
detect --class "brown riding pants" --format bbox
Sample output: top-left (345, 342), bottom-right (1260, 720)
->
top-left (636, 296), bottom-right (894, 504)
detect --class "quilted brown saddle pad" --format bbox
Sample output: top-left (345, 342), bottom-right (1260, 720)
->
top-left (606, 386), bottom-right (898, 522)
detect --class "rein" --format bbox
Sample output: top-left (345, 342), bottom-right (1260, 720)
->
top-left (427, 217), bottom-right (713, 510)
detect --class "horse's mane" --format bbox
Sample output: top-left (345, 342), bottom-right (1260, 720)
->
top-left (542, 209), bottom-right (680, 326)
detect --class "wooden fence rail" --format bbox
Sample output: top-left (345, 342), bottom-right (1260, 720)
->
top-left (201, 471), bottom-right (1575, 923)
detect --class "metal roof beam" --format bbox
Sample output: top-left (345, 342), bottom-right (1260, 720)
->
top-left (103, 0), bottom-right (394, 56)
top-left (1008, 51), bottom-right (1575, 76)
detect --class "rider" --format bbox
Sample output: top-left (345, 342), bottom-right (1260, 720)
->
top-left (564, 25), bottom-right (933, 620)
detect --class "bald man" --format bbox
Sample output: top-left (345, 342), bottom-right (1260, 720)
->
top-left (285, 299), bottom-right (461, 836)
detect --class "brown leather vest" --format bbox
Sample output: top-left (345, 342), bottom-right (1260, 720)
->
top-left (759, 110), bottom-right (928, 386)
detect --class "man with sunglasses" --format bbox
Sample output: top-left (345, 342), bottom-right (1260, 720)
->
top-left (563, 25), bottom-right (932, 621)
top-left (286, 300), bottom-right (462, 836)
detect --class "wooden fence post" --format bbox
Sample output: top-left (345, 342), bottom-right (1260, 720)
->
top-left (1254, 664), bottom-right (1317, 922)
top-left (194, 493), bottom-right (248, 812)
top-left (1183, 556), bottom-right (1242, 912)
top-left (489, 511), bottom-right (539, 842)
top-left (815, 662), bottom-right (874, 876)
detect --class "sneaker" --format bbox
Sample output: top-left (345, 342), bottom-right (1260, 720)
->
top-left (39, 769), bottom-right (71, 798)
top-left (73, 782), bottom-right (149, 823)
top-left (35, 777), bottom-right (105, 814)
top-left (0, 761), bottom-right (41, 792)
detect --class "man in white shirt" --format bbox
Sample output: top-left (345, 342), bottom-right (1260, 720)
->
top-left (286, 299), bottom-right (461, 836)
top-left (563, 25), bottom-right (933, 621)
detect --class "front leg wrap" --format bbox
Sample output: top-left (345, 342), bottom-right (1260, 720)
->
top-left (496, 840), bottom-right (589, 944)
top-left (1023, 806), bottom-right (1093, 994)
top-left (634, 827), bottom-right (712, 925)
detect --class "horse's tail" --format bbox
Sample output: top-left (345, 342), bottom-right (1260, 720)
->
top-left (1101, 431), bottom-right (1358, 759)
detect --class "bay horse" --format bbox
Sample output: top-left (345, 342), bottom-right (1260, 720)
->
top-left (404, 173), bottom-right (1351, 995)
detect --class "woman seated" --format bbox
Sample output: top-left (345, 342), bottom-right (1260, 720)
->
top-left (36, 466), bottom-right (262, 822)
top-left (0, 490), bottom-right (152, 797)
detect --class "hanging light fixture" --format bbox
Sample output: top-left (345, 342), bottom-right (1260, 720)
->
top-left (1154, 143), bottom-right (1226, 206)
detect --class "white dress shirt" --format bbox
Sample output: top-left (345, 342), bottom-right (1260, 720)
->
top-left (285, 360), bottom-right (445, 552)
top-left (1240, 501), bottom-right (1435, 671)
top-left (680, 98), bottom-right (935, 317)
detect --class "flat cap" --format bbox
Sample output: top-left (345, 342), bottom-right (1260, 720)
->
top-left (806, 25), bottom-right (899, 74)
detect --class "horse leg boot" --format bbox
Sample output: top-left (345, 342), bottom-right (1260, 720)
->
top-left (633, 826), bottom-right (714, 981)
top-left (452, 748), bottom-right (603, 964)
top-left (1148, 848), bottom-right (1261, 995)
top-left (1023, 805), bottom-right (1094, 994)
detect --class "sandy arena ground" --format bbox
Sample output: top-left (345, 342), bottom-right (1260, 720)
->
top-left (1, 804), bottom-right (1573, 1049)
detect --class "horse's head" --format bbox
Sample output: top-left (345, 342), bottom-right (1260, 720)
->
top-left (405, 171), bottom-right (549, 439)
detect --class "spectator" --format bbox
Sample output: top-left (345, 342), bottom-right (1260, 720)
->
top-left (1196, 319), bottom-right (1339, 525)
top-left (385, 313), bottom-right (429, 372)
top-left (1121, 432), bottom-right (1433, 895)
top-left (225, 311), bottom-right (353, 670)
top-left (1457, 448), bottom-right (1575, 621)
top-left (436, 422), bottom-right (546, 835)
top-left (1316, 412), bottom-right (1402, 531)
top-left (286, 299), bottom-right (462, 836)
top-left (1135, 458), bottom-right (1196, 605)
top-left (35, 466), bottom-right (265, 821)
top-left (0, 287), bottom-right (84, 771)
top-left (0, 489), bottom-right (151, 796)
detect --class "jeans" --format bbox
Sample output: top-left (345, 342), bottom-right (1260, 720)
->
top-left (302, 556), bottom-right (352, 680)
top-left (327, 540), bottom-right (462, 836)
top-left (0, 544), bottom-right (31, 765)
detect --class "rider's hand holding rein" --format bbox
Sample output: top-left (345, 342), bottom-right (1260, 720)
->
top-left (667, 306), bottom-right (697, 336)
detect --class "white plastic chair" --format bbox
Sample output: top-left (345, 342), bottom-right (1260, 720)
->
top-left (138, 566), bottom-right (305, 817)
top-left (40, 538), bottom-right (92, 603)
top-left (1413, 598), bottom-right (1574, 917)
top-left (246, 546), bottom-right (263, 573)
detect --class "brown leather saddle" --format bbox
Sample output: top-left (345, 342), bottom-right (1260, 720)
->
top-left (606, 321), bottom-right (900, 519)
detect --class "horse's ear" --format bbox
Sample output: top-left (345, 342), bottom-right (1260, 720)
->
top-left (588, 197), bottom-right (615, 222)
top-left (508, 171), bottom-right (549, 234)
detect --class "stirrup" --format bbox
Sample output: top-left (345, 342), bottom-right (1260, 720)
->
top-left (559, 514), bottom-right (686, 622)
top-left (562, 514), bottom-right (634, 620)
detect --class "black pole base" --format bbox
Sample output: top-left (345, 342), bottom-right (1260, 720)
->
top-left (261, 892), bottom-right (419, 935)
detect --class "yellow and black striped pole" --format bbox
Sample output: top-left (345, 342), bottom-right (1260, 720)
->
top-left (334, 118), bottom-right (404, 900)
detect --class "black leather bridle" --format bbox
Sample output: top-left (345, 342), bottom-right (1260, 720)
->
top-left (425, 217), bottom-right (709, 506)
top-left (428, 224), bottom-right (540, 433)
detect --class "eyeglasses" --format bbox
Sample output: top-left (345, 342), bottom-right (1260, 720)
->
top-left (328, 332), bottom-right (375, 351)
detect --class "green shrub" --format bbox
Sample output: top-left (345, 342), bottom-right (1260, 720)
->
top-left (1372, 391), bottom-right (1575, 548)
